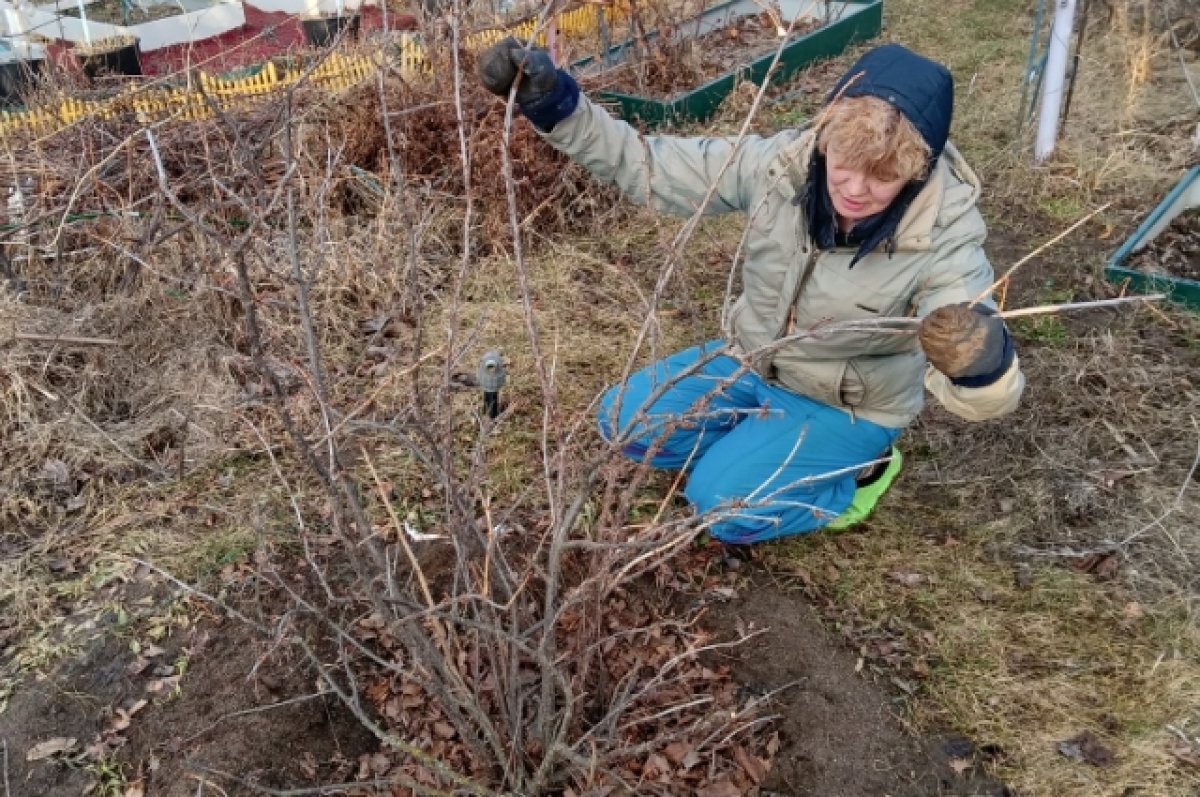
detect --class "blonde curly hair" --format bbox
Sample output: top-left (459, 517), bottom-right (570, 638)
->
top-left (816, 95), bottom-right (933, 183)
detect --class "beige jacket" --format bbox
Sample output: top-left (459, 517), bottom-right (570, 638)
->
top-left (544, 96), bottom-right (1025, 427)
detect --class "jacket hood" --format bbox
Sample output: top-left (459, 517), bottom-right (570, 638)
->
top-left (828, 43), bottom-right (954, 163)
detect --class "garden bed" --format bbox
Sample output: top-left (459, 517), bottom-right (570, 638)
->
top-left (572, 0), bottom-right (882, 126)
top-left (1127, 211), bottom-right (1199, 282)
top-left (61, 0), bottom-right (182, 25)
top-left (1106, 165), bottom-right (1200, 309)
top-left (595, 11), bottom-right (819, 99)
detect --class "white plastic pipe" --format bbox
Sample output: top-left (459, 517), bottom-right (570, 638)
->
top-left (1034, 0), bottom-right (1076, 163)
top-left (75, 0), bottom-right (92, 44)
top-left (1, 1), bottom-right (22, 36)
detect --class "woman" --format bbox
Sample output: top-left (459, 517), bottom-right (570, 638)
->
top-left (479, 40), bottom-right (1025, 543)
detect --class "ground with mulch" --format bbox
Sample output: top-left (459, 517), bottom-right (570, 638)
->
top-left (3, 546), bottom-right (1011, 797)
top-left (1128, 211), bottom-right (1200, 282)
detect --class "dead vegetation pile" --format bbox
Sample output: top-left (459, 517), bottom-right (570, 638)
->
top-left (2, 53), bottom-right (616, 252)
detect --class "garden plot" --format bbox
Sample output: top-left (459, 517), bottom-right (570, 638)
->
top-left (21, 0), bottom-right (244, 50)
top-left (573, 0), bottom-right (882, 124)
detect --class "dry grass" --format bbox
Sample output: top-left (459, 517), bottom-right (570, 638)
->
top-left (767, 514), bottom-right (1200, 797)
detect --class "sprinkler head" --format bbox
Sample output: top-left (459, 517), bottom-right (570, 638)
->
top-left (477, 351), bottom-right (506, 419)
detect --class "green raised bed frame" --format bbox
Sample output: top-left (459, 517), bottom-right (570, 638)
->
top-left (572, 0), bottom-right (882, 127)
top-left (1104, 165), bottom-right (1200, 311)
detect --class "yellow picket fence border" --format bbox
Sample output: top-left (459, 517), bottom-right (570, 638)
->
top-left (0, 3), bottom-right (627, 139)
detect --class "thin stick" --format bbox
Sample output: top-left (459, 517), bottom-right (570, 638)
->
top-left (796, 294), bottom-right (1171, 340)
top-left (805, 294), bottom-right (1168, 335)
top-left (361, 446), bottom-right (436, 610)
top-left (15, 332), bottom-right (117, 346)
top-left (969, 202), bottom-right (1111, 306)
top-left (996, 294), bottom-right (1167, 319)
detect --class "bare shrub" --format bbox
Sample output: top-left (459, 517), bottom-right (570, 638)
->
top-left (1, 13), bottom-right (785, 795)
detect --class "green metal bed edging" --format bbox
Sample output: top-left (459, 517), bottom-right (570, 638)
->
top-left (571, 0), bottom-right (883, 127)
top-left (1104, 164), bottom-right (1200, 311)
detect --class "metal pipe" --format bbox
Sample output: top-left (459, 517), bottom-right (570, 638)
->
top-left (1060, 0), bottom-right (1091, 125)
top-left (1016, 0), bottom-right (1047, 135)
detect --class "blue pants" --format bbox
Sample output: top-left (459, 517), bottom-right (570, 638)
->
top-left (598, 342), bottom-right (902, 544)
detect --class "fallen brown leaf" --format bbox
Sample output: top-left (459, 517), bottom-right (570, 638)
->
top-left (1058, 731), bottom-right (1115, 767)
top-left (1168, 740), bottom-right (1200, 768)
top-left (663, 741), bottom-right (691, 766)
top-left (26, 737), bottom-right (78, 761)
top-left (888, 570), bottom-right (925, 587)
top-left (1068, 553), bottom-right (1119, 581)
top-left (696, 777), bottom-right (741, 797)
top-left (733, 744), bottom-right (766, 784)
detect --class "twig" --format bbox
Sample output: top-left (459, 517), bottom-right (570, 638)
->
top-left (289, 636), bottom-right (492, 796)
top-left (996, 294), bottom-right (1167, 319)
top-left (14, 332), bottom-right (117, 346)
top-left (180, 693), bottom-right (329, 747)
top-left (1115, 417), bottom-right (1200, 550)
top-left (797, 294), bottom-right (1169, 337)
top-left (2, 738), bottom-right (10, 797)
top-left (1162, 5), bottom-right (1200, 109)
top-left (362, 447), bottom-right (436, 609)
top-left (969, 202), bottom-right (1111, 306)
top-left (1011, 417), bottom-right (1199, 561)
top-left (190, 764), bottom-right (461, 797)
top-left (53, 389), bottom-right (170, 480)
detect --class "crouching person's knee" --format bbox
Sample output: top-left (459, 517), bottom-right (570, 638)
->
top-left (597, 383), bottom-right (692, 469)
top-left (685, 458), bottom-right (834, 545)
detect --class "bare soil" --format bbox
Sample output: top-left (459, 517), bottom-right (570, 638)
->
top-left (691, 553), bottom-right (1010, 797)
top-left (1128, 211), bottom-right (1200, 282)
top-left (1, 550), bottom-right (1010, 796)
top-left (1, 603), bottom-right (376, 796)
top-left (595, 13), bottom-right (819, 98)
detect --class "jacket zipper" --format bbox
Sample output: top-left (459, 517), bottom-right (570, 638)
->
top-left (781, 249), bottom-right (819, 339)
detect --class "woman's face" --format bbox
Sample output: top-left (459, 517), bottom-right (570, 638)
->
top-left (825, 146), bottom-right (908, 227)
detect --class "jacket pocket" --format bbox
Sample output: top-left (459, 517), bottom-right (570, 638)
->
top-left (771, 354), bottom-right (849, 409)
top-left (839, 360), bottom-right (866, 407)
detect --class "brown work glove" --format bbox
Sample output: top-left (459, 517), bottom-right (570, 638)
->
top-left (919, 303), bottom-right (1011, 380)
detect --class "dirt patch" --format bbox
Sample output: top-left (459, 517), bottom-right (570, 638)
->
top-left (1128, 211), bottom-right (1200, 282)
top-left (692, 554), bottom-right (1010, 797)
top-left (117, 615), bottom-right (376, 796)
top-left (0, 605), bottom-right (375, 796)
top-left (1, 633), bottom-right (132, 796)
top-left (3, 548), bottom-right (1012, 797)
